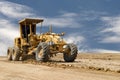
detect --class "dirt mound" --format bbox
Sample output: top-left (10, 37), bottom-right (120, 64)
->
top-left (1, 53), bottom-right (120, 73)
top-left (20, 58), bottom-right (120, 73)
top-left (21, 59), bottom-right (77, 69)
top-left (0, 53), bottom-right (120, 80)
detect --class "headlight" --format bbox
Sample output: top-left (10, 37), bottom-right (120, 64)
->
top-left (63, 45), bottom-right (69, 49)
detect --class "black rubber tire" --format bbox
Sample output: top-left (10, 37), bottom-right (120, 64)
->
top-left (36, 42), bottom-right (49, 62)
top-left (12, 47), bottom-right (20, 61)
top-left (7, 47), bottom-right (12, 61)
top-left (63, 43), bottom-right (78, 62)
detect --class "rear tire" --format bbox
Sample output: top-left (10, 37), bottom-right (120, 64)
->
top-left (7, 47), bottom-right (12, 61)
top-left (12, 47), bottom-right (20, 61)
top-left (63, 43), bottom-right (78, 62)
top-left (36, 42), bottom-right (49, 62)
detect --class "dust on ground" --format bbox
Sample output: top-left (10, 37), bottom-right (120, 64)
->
top-left (0, 53), bottom-right (120, 80)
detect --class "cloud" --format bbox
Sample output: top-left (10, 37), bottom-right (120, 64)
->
top-left (61, 12), bottom-right (78, 17)
top-left (43, 10), bottom-right (107, 28)
top-left (64, 33), bottom-right (86, 51)
top-left (43, 12), bottom-right (81, 28)
top-left (100, 36), bottom-right (120, 43)
top-left (0, 22), bottom-right (19, 40)
top-left (101, 16), bottom-right (120, 34)
top-left (0, 19), bottom-right (19, 56)
top-left (100, 16), bottom-right (120, 43)
top-left (83, 48), bottom-right (120, 53)
top-left (0, 1), bottom-right (34, 19)
top-left (78, 10), bottom-right (107, 21)
top-left (64, 33), bottom-right (85, 44)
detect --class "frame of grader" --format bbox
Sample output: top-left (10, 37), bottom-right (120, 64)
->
top-left (7, 18), bottom-right (78, 62)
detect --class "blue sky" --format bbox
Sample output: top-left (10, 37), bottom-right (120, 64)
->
top-left (1, 0), bottom-right (120, 55)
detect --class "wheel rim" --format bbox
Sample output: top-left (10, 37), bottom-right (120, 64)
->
top-left (38, 49), bottom-right (43, 58)
top-left (65, 48), bottom-right (71, 56)
top-left (7, 50), bottom-right (10, 58)
top-left (12, 51), bottom-right (15, 59)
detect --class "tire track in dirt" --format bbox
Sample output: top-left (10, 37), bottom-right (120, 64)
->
top-left (5, 59), bottom-right (120, 73)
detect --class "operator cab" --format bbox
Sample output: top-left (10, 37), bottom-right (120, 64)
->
top-left (19, 18), bottom-right (43, 41)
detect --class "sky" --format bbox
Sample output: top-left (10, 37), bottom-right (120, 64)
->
top-left (1, 0), bottom-right (120, 55)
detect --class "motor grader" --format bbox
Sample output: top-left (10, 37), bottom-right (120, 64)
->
top-left (7, 18), bottom-right (78, 62)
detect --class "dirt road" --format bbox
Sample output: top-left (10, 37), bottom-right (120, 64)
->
top-left (0, 53), bottom-right (120, 80)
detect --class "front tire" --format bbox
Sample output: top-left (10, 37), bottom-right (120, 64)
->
top-left (36, 42), bottom-right (49, 62)
top-left (7, 47), bottom-right (12, 61)
top-left (12, 47), bottom-right (20, 61)
top-left (63, 43), bottom-right (78, 62)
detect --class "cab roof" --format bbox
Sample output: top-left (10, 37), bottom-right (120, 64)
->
top-left (19, 18), bottom-right (44, 25)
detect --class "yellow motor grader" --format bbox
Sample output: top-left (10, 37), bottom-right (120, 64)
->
top-left (7, 18), bottom-right (78, 62)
